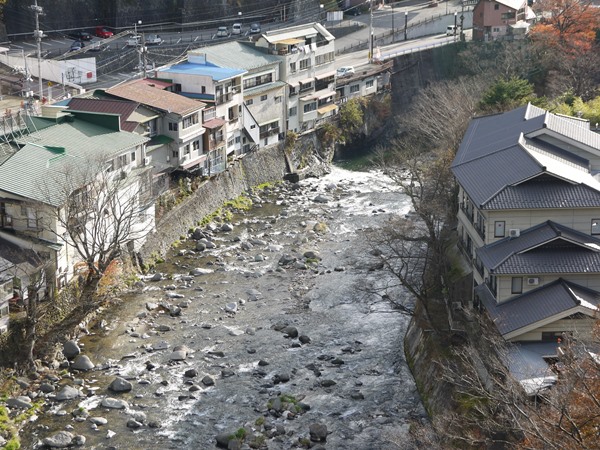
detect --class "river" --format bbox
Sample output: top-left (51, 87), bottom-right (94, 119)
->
top-left (24, 165), bottom-right (428, 450)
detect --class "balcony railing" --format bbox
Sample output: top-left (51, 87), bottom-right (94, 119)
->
top-left (259, 127), bottom-right (280, 139)
top-left (215, 93), bottom-right (233, 105)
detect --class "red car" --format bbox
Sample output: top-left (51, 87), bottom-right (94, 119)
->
top-left (95, 26), bottom-right (113, 38)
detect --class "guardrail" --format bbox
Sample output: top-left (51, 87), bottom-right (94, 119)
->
top-left (377, 38), bottom-right (459, 61)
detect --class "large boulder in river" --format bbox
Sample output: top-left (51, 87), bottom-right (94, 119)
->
top-left (55, 385), bottom-right (81, 401)
top-left (190, 267), bottom-right (213, 276)
top-left (101, 397), bottom-right (129, 409)
top-left (42, 431), bottom-right (74, 448)
top-left (71, 355), bottom-right (94, 371)
top-left (108, 377), bottom-right (133, 393)
top-left (309, 423), bottom-right (328, 442)
top-left (62, 340), bottom-right (80, 359)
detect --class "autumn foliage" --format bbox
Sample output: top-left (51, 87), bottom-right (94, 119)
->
top-left (530, 0), bottom-right (600, 50)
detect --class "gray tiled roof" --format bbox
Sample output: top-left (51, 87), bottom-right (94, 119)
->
top-left (485, 177), bottom-right (600, 209)
top-left (476, 279), bottom-right (600, 336)
top-left (452, 104), bottom-right (600, 208)
top-left (477, 220), bottom-right (600, 274)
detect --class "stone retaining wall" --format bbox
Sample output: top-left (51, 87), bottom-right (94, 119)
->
top-left (140, 145), bottom-right (288, 260)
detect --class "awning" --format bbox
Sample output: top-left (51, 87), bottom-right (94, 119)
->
top-left (203, 118), bottom-right (226, 129)
top-left (182, 154), bottom-right (206, 170)
top-left (315, 70), bottom-right (336, 80)
top-left (275, 38), bottom-right (304, 45)
top-left (318, 92), bottom-right (334, 100)
top-left (299, 77), bottom-right (314, 85)
top-left (300, 93), bottom-right (318, 101)
top-left (317, 104), bottom-right (338, 115)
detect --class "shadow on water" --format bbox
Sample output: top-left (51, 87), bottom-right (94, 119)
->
top-left (334, 135), bottom-right (378, 172)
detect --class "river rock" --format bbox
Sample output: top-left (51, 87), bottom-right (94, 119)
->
top-left (62, 340), bottom-right (80, 359)
top-left (221, 223), bottom-right (234, 232)
top-left (202, 375), bottom-right (215, 386)
top-left (55, 386), bottom-right (80, 401)
top-left (184, 368), bottom-right (198, 378)
top-left (309, 423), bottom-right (328, 442)
top-left (225, 302), bottom-right (238, 313)
top-left (40, 382), bottom-right (55, 393)
top-left (282, 326), bottom-right (298, 338)
top-left (146, 302), bottom-right (159, 311)
top-left (192, 228), bottom-right (206, 239)
top-left (166, 292), bottom-right (184, 299)
top-left (108, 377), bottom-right (133, 393)
top-left (169, 349), bottom-right (187, 361)
top-left (71, 355), bottom-right (94, 371)
top-left (127, 418), bottom-right (143, 429)
top-left (101, 397), bottom-right (129, 409)
top-left (89, 417), bottom-right (108, 425)
top-left (278, 254), bottom-right (296, 265)
top-left (303, 250), bottom-right (322, 260)
top-left (191, 267), bottom-right (213, 276)
top-left (241, 241), bottom-right (254, 250)
top-left (152, 340), bottom-right (170, 351)
top-left (150, 272), bottom-right (162, 282)
top-left (5, 396), bottom-right (33, 409)
top-left (313, 194), bottom-right (332, 203)
top-left (195, 242), bottom-right (206, 251)
top-left (106, 430), bottom-right (116, 439)
top-left (42, 431), bottom-right (74, 448)
top-left (247, 289), bottom-right (262, 301)
top-left (299, 335), bottom-right (311, 344)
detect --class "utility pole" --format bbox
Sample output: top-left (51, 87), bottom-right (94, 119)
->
top-left (141, 33), bottom-right (147, 78)
top-left (31, 0), bottom-right (44, 101)
top-left (369, 0), bottom-right (374, 63)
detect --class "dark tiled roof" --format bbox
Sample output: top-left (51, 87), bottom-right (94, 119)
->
top-left (452, 145), bottom-right (542, 207)
top-left (476, 279), bottom-right (600, 336)
top-left (485, 177), bottom-right (600, 209)
top-left (452, 104), bottom-right (600, 208)
top-left (67, 98), bottom-right (139, 132)
top-left (477, 221), bottom-right (600, 274)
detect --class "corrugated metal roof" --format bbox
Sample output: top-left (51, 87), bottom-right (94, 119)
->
top-left (477, 220), bottom-right (600, 274)
top-left (107, 79), bottom-right (205, 116)
top-left (544, 112), bottom-right (600, 150)
top-left (189, 42), bottom-right (281, 71)
top-left (160, 62), bottom-right (246, 83)
top-left (0, 120), bottom-right (148, 206)
top-left (495, 0), bottom-right (527, 10)
top-left (66, 98), bottom-right (139, 132)
top-left (476, 279), bottom-right (600, 336)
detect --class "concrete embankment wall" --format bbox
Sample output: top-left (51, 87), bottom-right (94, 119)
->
top-left (140, 145), bottom-right (288, 259)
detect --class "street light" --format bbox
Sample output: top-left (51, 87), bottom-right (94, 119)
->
top-left (320, 4), bottom-right (324, 22)
top-left (404, 11), bottom-right (408, 41)
top-left (454, 12), bottom-right (457, 39)
top-left (391, 1), bottom-right (394, 38)
top-left (134, 20), bottom-right (141, 35)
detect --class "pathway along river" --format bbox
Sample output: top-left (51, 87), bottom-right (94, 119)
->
top-left (25, 166), bottom-right (428, 450)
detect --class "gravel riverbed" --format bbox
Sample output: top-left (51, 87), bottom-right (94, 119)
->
top-left (21, 166), bottom-right (428, 450)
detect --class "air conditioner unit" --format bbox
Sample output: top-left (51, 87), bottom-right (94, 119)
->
top-left (143, 156), bottom-right (150, 166)
top-left (527, 277), bottom-right (540, 286)
top-left (509, 228), bottom-right (520, 238)
top-left (166, 155), bottom-right (170, 162)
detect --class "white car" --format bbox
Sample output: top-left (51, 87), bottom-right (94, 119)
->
top-left (336, 66), bottom-right (355, 78)
top-left (126, 35), bottom-right (141, 46)
top-left (232, 23), bottom-right (242, 35)
top-left (250, 23), bottom-right (261, 34)
top-left (146, 34), bottom-right (163, 45)
top-left (216, 26), bottom-right (229, 37)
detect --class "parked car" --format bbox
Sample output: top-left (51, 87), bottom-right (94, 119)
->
top-left (69, 30), bottom-right (92, 41)
top-left (95, 26), bottom-right (113, 38)
top-left (250, 23), bottom-right (261, 34)
top-left (446, 25), bottom-right (458, 36)
top-left (69, 40), bottom-right (85, 52)
top-left (336, 66), bottom-right (355, 78)
top-left (216, 26), bottom-right (229, 37)
top-left (145, 34), bottom-right (163, 45)
top-left (126, 35), bottom-right (141, 46)
top-left (232, 23), bottom-right (242, 35)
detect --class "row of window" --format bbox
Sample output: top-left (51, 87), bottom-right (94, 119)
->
top-left (245, 95), bottom-right (282, 106)
top-left (493, 219), bottom-right (600, 238)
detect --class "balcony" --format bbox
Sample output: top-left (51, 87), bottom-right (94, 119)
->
top-left (215, 92), bottom-right (233, 105)
top-left (259, 127), bottom-right (280, 140)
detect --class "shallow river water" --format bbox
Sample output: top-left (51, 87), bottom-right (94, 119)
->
top-left (24, 166), bottom-right (428, 450)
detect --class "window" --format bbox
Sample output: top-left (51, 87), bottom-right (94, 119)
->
top-left (315, 52), bottom-right (334, 65)
top-left (227, 137), bottom-right (234, 147)
top-left (261, 94), bottom-right (268, 101)
top-left (592, 219), bottom-right (600, 235)
top-left (201, 86), bottom-right (206, 94)
top-left (172, 150), bottom-right (179, 158)
top-left (118, 154), bottom-right (128, 167)
top-left (235, 136), bottom-right (241, 143)
top-left (289, 85), bottom-right (298, 97)
top-left (299, 58), bottom-right (311, 70)
top-left (350, 84), bottom-right (360, 93)
top-left (182, 114), bottom-right (198, 129)
top-left (174, 83), bottom-right (182, 92)
top-left (275, 96), bottom-right (282, 104)
top-left (290, 62), bottom-right (297, 73)
top-left (131, 151), bottom-right (136, 162)
top-left (511, 277), bottom-right (523, 294)
top-left (193, 140), bottom-right (200, 151)
top-left (501, 11), bottom-right (515, 19)
top-left (169, 122), bottom-right (179, 131)
top-left (494, 3), bottom-right (499, 9)
top-left (245, 99), bottom-right (254, 106)
top-left (366, 80), bottom-right (374, 88)
top-left (183, 144), bottom-right (190, 155)
top-left (493, 27), bottom-right (500, 32)
top-left (289, 106), bottom-right (297, 117)
top-left (494, 221), bottom-right (505, 238)
top-left (303, 102), bottom-right (317, 113)
top-left (541, 331), bottom-right (567, 342)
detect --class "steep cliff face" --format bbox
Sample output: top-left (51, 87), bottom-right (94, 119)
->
top-left (3, 0), bottom-right (317, 36)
